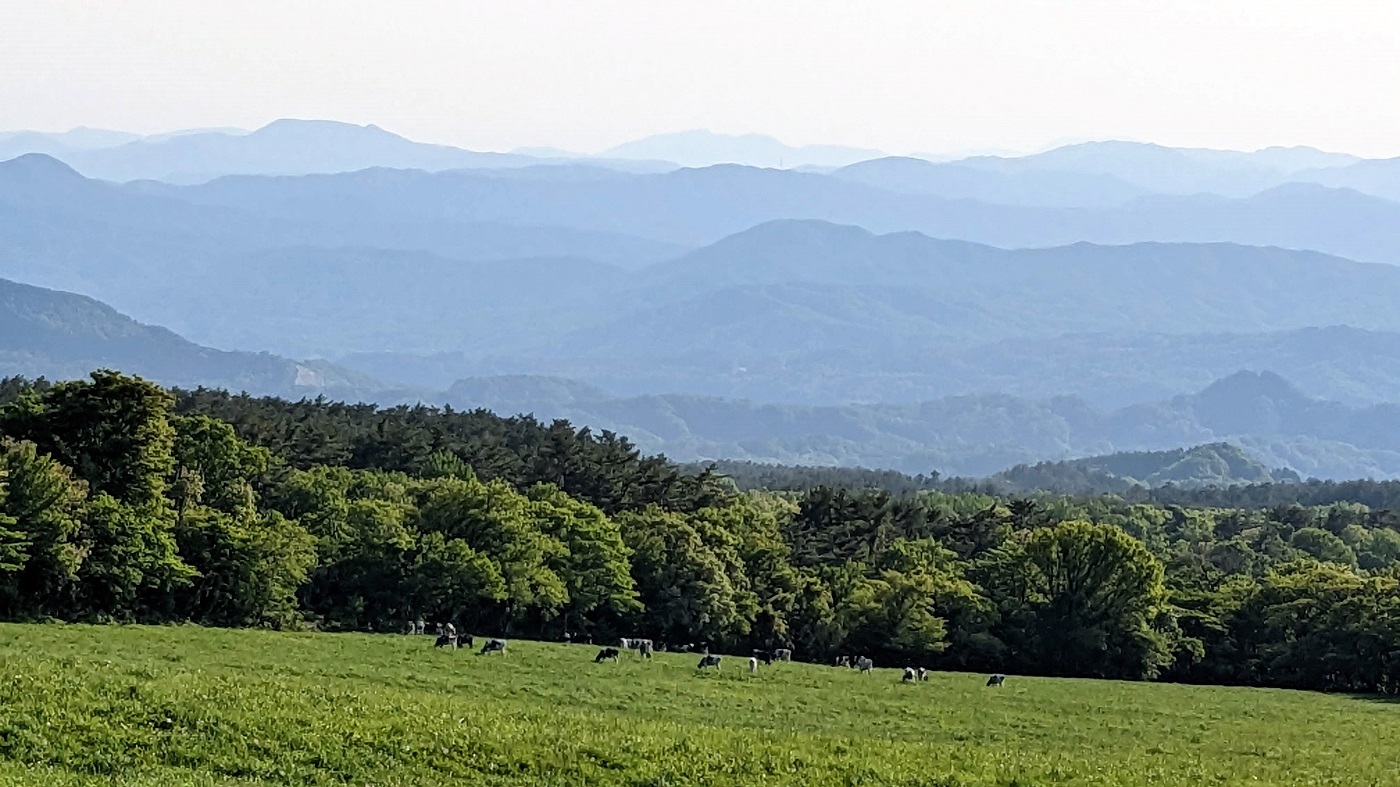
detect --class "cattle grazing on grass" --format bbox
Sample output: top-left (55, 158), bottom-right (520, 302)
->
top-left (594, 647), bottom-right (620, 663)
top-left (697, 654), bottom-right (722, 670)
top-left (749, 656), bottom-right (759, 674)
top-left (986, 673), bottom-right (1006, 687)
top-left (774, 648), bottom-right (793, 662)
top-left (457, 634), bottom-right (473, 649)
top-left (434, 634), bottom-right (454, 648)
top-left (917, 667), bottom-right (928, 682)
top-left (752, 649), bottom-right (774, 665)
top-left (835, 656), bottom-right (851, 668)
top-left (620, 638), bottom-right (654, 658)
top-left (479, 638), bottom-right (507, 656)
top-left (902, 667), bottom-right (916, 682)
top-left (856, 657), bottom-right (874, 673)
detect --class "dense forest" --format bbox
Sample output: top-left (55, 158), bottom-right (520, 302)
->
top-left (1, 372), bottom-right (1397, 695)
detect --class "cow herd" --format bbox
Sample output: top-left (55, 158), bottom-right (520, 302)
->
top-left (410, 624), bottom-right (1006, 686)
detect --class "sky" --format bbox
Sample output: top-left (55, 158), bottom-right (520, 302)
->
top-left (4, 0), bottom-right (1400, 157)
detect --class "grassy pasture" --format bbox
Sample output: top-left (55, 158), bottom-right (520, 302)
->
top-left (0, 624), bottom-right (1394, 786)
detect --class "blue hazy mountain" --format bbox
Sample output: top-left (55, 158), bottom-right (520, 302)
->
top-left (137, 158), bottom-right (1400, 263)
top-left (0, 276), bottom-right (396, 400)
top-left (7, 120), bottom-right (676, 183)
top-left (1301, 157), bottom-right (1400, 202)
top-left (0, 155), bottom-right (681, 318)
top-left (954, 140), bottom-right (1362, 196)
top-left (438, 371), bottom-right (1400, 479)
top-left (830, 156), bottom-right (1151, 207)
top-left (600, 129), bottom-right (885, 169)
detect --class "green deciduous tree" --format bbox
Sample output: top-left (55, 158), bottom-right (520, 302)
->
top-left (983, 520), bottom-right (1172, 679)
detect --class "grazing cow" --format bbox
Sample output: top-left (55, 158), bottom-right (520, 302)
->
top-left (916, 667), bottom-right (929, 682)
top-left (749, 656), bottom-right (759, 674)
top-left (986, 673), bottom-right (1006, 687)
top-left (697, 654), bottom-right (722, 670)
top-left (835, 655), bottom-right (851, 668)
top-left (774, 648), bottom-right (793, 662)
top-left (479, 638), bottom-right (507, 656)
top-left (902, 667), bottom-right (916, 683)
top-left (620, 638), bottom-right (654, 659)
top-left (856, 657), bottom-right (874, 673)
top-left (751, 649), bottom-right (774, 666)
top-left (457, 634), bottom-right (473, 649)
top-left (594, 647), bottom-right (620, 663)
top-left (434, 633), bottom-right (454, 648)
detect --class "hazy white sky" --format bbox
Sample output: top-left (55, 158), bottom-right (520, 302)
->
top-left (5, 1), bottom-right (1399, 156)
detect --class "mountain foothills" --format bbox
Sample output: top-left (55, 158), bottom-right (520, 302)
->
top-left (1, 372), bottom-right (1399, 697)
top-left (440, 371), bottom-right (1400, 480)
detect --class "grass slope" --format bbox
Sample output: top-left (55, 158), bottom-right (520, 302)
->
top-left (0, 625), bottom-right (1394, 786)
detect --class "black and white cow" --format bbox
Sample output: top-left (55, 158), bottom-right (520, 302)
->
top-left (479, 638), bottom-right (507, 656)
top-left (856, 656), bottom-right (874, 673)
top-left (916, 667), bottom-right (929, 682)
top-left (697, 654), bottom-right (722, 670)
top-left (774, 648), bottom-right (793, 662)
top-left (749, 656), bottom-right (759, 674)
top-left (986, 673), bottom-right (1006, 687)
top-left (751, 649), bottom-right (774, 666)
top-left (902, 667), bottom-right (917, 682)
top-left (620, 638), bottom-right (654, 659)
top-left (594, 647), bottom-right (620, 663)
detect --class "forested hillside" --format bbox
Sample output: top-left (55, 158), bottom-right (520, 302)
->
top-left (1, 372), bottom-right (1397, 694)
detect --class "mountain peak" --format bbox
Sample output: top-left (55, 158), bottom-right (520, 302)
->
top-left (0, 152), bottom-right (88, 190)
top-left (1199, 370), bottom-right (1306, 401)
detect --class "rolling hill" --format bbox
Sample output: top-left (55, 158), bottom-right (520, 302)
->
top-left (0, 276), bottom-right (396, 400)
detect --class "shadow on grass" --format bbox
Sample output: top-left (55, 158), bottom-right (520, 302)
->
top-left (1345, 692), bottom-right (1400, 705)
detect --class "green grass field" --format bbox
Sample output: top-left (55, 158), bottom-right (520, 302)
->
top-left (0, 624), bottom-right (1394, 786)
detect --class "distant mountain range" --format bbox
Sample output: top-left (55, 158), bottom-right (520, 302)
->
top-left (599, 129), bottom-right (885, 169)
top-left (4, 270), bottom-right (1399, 482)
top-left (6, 153), bottom-right (1400, 404)
top-left (5, 122), bottom-right (1397, 206)
top-left (5, 121), bottom-right (1400, 488)
top-left (0, 120), bottom-right (676, 183)
top-left (118, 157), bottom-right (1400, 263)
top-left (437, 371), bottom-right (1400, 480)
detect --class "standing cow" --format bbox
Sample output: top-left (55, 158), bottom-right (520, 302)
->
top-left (857, 657), bottom-right (874, 673)
top-left (902, 667), bottom-right (916, 683)
top-left (479, 638), bottom-right (507, 656)
top-left (986, 673), bottom-right (1006, 687)
top-left (697, 654), bottom-right (722, 670)
top-left (594, 647), bottom-right (620, 663)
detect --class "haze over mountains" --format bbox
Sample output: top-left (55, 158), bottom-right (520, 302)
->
top-left (5, 118), bottom-right (1400, 486)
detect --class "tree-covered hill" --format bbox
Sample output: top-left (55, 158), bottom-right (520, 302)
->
top-left (988, 444), bottom-right (1301, 495)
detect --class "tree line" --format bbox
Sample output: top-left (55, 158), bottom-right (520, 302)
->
top-left (1, 373), bottom-right (1398, 695)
